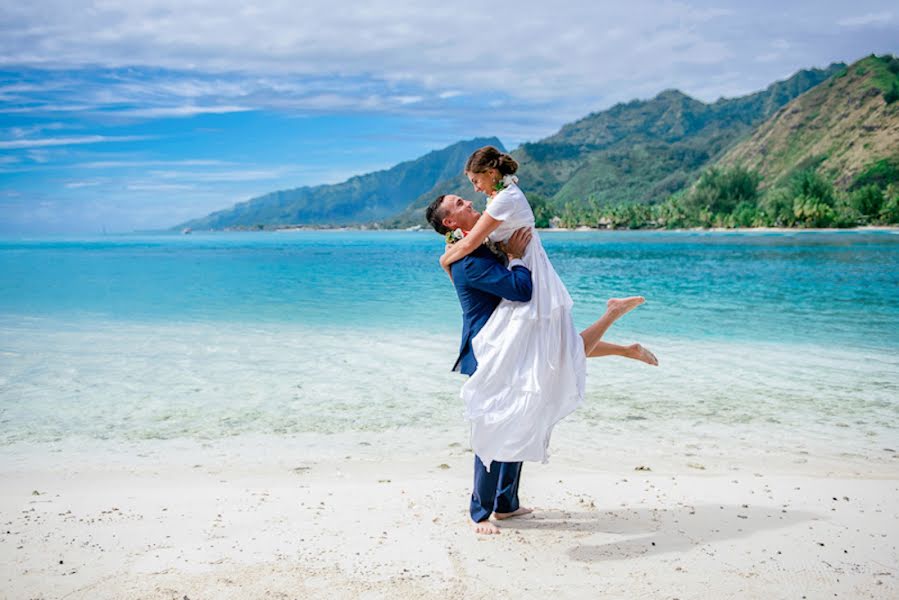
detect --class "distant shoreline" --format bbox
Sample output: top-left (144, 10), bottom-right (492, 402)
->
top-left (540, 225), bottom-right (899, 233)
top-left (176, 224), bottom-right (899, 234)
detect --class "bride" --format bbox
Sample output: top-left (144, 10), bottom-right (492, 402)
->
top-left (438, 146), bottom-right (657, 467)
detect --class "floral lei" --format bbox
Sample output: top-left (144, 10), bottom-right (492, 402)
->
top-left (488, 174), bottom-right (519, 204)
top-left (444, 227), bottom-right (502, 258)
top-left (492, 174), bottom-right (519, 193)
top-left (445, 228), bottom-right (465, 245)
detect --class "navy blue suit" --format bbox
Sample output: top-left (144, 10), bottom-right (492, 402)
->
top-left (450, 244), bottom-right (533, 523)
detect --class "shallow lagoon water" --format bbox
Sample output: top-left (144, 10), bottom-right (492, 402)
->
top-left (0, 230), bottom-right (897, 457)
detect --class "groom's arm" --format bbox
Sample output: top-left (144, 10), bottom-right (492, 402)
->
top-left (465, 226), bottom-right (533, 302)
top-left (462, 257), bottom-right (533, 302)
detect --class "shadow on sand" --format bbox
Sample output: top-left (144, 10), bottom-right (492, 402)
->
top-left (498, 504), bottom-right (819, 562)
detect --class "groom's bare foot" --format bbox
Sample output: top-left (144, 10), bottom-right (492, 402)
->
top-left (627, 343), bottom-right (658, 366)
top-left (493, 506), bottom-right (533, 520)
top-left (470, 520), bottom-right (501, 535)
top-left (607, 296), bottom-right (645, 319)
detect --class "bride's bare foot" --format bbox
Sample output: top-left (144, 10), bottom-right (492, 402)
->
top-left (607, 296), bottom-right (645, 319)
top-left (470, 519), bottom-right (501, 535)
top-left (493, 506), bottom-right (533, 520)
top-left (627, 343), bottom-right (658, 366)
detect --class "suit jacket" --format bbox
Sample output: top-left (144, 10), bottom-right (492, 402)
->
top-left (451, 244), bottom-right (533, 375)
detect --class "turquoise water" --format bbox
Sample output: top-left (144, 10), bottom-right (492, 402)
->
top-left (2, 230), bottom-right (897, 345)
top-left (0, 230), bottom-right (897, 447)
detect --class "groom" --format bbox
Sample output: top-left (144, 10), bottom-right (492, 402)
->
top-left (426, 193), bottom-right (535, 535)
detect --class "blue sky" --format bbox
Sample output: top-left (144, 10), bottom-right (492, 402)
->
top-left (1, 1), bottom-right (897, 234)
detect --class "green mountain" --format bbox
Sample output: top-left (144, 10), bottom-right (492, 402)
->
top-left (513, 63), bottom-right (845, 207)
top-left (178, 137), bottom-right (503, 230)
top-left (715, 55), bottom-right (899, 190)
top-left (387, 63), bottom-right (845, 227)
top-left (180, 62), bottom-right (851, 231)
top-left (539, 55), bottom-right (899, 229)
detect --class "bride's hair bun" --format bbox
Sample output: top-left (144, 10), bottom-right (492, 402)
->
top-left (465, 146), bottom-right (518, 176)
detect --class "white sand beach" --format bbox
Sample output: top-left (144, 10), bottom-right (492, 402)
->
top-left (2, 427), bottom-right (897, 600)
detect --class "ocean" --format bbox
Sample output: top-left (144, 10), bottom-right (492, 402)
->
top-left (1, 230), bottom-right (897, 461)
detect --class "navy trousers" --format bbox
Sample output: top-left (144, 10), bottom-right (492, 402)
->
top-left (470, 455), bottom-right (522, 523)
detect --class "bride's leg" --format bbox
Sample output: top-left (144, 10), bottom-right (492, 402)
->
top-left (588, 341), bottom-right (658, 366)
top-left (579, 296), bottom-right (645, 356)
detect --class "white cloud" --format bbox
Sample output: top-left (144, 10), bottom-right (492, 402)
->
top-left (26, 150), bottom-right (52, 163)
top-left (64, 180), bottom-right (101, 189)
top-left (5, 123), bottom-right (68, 138)
top-left (838, 12), bottom-right (893, 27)
top-left (0, 104), bottom-right (98, 114)
top-left (148, 169), bottom-right (285, 182)
top-left (0, 0), bottom-right (808, 106)
top-left (1, 1), bottom-right (895, 125)
top-left (111, 105), bottom-right (254, 118)
top-left (755, 53), bottom-right (781, 63)
top-left (78, 159), bottom-right (229, 169)
top-left (126, 183), bottom-right (197, 192)
top-left (0, 135), bottom-right (153, 149)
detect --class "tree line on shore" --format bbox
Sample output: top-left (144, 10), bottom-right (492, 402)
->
top-left (529, 160), bottom-right (899, 230)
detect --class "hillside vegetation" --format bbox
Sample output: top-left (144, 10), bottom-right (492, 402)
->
top-left (553, 55), bottom-right (899, 229)
top-left (719, 55), bottom-right (899, 190)
top-left (389, 62), bottom-right (844, 228)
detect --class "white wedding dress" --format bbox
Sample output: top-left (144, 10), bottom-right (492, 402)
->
top-left (463, 183), bottom-right (586, 466)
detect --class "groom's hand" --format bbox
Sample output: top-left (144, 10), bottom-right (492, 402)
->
top-left (502, 227), bottom-right (532, 260)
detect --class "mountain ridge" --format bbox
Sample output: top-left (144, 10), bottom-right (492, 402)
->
top-left (510, 63), bottom-right (846, 207)
top-left (177, 137), bottom-right (503, 230)
top-left (178, 61), bottom-right (869, 230)
top-left (715, 55), bottom-right (899, 190)
top-left (383, 64), bottom-right (845, 228)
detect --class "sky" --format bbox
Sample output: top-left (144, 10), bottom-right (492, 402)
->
top-left (0, 1), bottom-right (897, 234)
